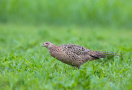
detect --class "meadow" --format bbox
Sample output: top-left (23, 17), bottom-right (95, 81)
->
top-left (0, 0), bottom-right (132, 90)
top-left (0, 0), bottom-right (132, 27)
top-left (0, 23), bottom-right (132, 90)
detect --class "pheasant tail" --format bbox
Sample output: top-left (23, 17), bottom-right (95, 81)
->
top-left (94, 51), bottom-right (118, 59)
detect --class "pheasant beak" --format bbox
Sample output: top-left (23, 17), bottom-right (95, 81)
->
top-left (41, 44), bottom-right (44, 47)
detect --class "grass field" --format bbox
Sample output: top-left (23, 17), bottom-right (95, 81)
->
top-left (0, 0), bottom-right (132, 27)
top-left (0, 0), bottom-right (132, 89)
top-left (0, 23), bottom-right (132, 90)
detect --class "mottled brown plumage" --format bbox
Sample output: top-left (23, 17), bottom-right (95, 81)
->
top-left (42, 41), bottom-right (114, 69)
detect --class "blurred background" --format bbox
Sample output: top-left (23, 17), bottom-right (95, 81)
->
top-left (0, 0), bottom-right (132, 27)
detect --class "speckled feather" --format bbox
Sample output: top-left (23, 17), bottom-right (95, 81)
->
top-left (42, 42), bottom-right (111, 69)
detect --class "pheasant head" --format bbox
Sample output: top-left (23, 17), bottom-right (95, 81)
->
top-left (42, 41), bottom-right (55, 49)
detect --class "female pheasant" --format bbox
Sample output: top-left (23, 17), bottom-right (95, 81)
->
top-left (42, 41), bottom-right (114, 69)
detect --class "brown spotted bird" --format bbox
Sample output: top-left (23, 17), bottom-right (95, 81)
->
top-left (42, 41), bottom-right (115, 69)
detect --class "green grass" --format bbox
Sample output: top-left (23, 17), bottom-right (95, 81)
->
top-left (0, 0), bottom-right (132, 27)
top-left (0, 0), bottom-right (132, 89)
top-left (0, 23), bottom-right (132, 90)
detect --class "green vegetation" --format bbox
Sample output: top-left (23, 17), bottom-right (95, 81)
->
top-left (0, 0), bottom-right (132, 90)
top-left (0, 24), bottom-right (132, 90)
top-left (0, 0), bottom-right (132, 27)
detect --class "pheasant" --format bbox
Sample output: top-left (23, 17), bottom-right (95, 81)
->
top-left (42, 41), bottom-right (115, 69)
